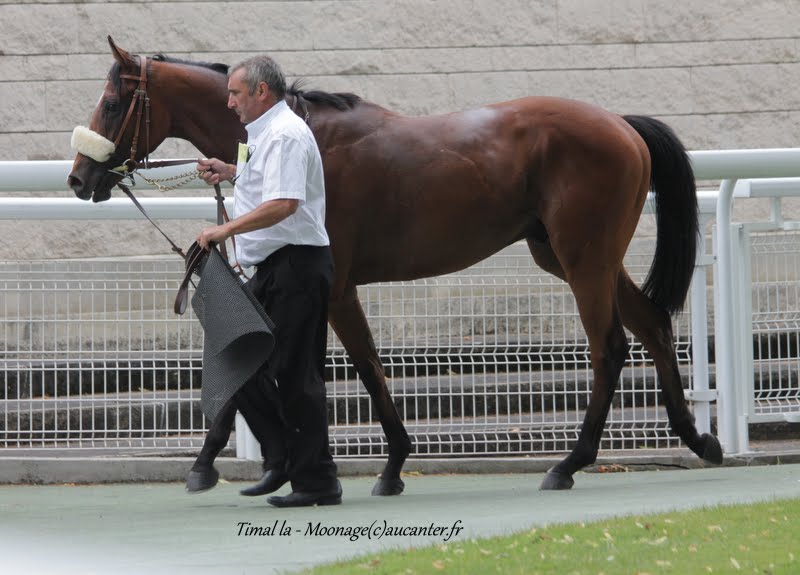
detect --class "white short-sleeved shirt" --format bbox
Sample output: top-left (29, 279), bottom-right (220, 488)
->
top-left (232, 100), bottom-right (329, 267)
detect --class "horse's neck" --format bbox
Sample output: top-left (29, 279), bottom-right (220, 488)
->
top-left (308, 104), bottom-right (386, 153)
top-left (164, 72), bottom-right (244, 162)
top-left (179, 104), bottom-right (243, 162)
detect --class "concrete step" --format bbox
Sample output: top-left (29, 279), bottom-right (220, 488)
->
top-left (0, 338), bottom-right (679, 398)
top-left (2, 365), bottom-right (676, 438)
top-left (3, 372), bottom-right (798, 447)
top-left (2, 392), bottom-right (796, 457)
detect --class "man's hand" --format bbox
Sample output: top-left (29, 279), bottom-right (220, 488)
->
top-left (197, 158), bottom-right (234, 186)
top-left (197, 223), bottom-right (232, 250)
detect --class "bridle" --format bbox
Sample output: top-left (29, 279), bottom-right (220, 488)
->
top-left (106, 55), bottom-right (203, 185)
top-left (97, 54), bottom-right (245, 311)
top-left (110, 54), bottom-right (151, 174)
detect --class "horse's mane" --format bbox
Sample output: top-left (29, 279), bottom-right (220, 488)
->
top-left (140, 55), bottom-right (364, 112)
top-left (287, 80), bottom-right (362, 112)
top-left (108, 54), bottom-right (228, 92)
top-left (151, 53), bottom-right (229, 75)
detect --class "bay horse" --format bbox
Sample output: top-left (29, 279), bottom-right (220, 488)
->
top-left (69, 37), bottom-right (722, 494)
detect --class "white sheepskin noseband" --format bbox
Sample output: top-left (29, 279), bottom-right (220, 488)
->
top-left (71, 126), bottom-right (116, 163)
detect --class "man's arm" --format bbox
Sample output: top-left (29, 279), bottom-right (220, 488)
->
top-left (196, 198), bottom-right (299, 250)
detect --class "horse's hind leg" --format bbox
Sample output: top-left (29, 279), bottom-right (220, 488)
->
top-left (186, 398), bottom-right (237, 493)
top-left (617, 271), bottom-right (722, 464)
top-left (530, 241), bottom-right (722, 478)
top-left (530, 240), bottom-right (627, 488)
top-left (328, 286), bottom-right (412, 496)
top-left (540, 263), bottom-right (630, 490)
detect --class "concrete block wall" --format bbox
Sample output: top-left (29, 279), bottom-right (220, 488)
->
top-left (2, 0), bottom-right (800, 258)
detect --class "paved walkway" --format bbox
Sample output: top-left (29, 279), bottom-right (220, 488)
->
top-left (1, 464), bottom-right (799, 574)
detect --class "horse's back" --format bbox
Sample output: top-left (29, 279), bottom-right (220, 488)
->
top-left (376, 96), bottom-right (647, 184)
top-left (424, 96), bottom-right (650, 210)
top-left (323, 94), bottom-right (650, 286)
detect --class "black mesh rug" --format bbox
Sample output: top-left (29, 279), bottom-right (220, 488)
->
top-left (190, 247), bottom-right (275, 423)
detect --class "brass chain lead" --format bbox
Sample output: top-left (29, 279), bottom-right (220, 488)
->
top-left (134, 169), bottom-right (203, 193)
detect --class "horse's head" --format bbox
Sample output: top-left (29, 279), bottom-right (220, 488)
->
top-left (68, 36), bottom-right (171, 202)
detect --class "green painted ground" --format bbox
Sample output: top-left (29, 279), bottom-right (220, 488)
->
top-left (1, 464), bottom-right (798, 574)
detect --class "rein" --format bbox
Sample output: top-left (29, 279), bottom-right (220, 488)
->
top-left (113, 157), bottom-right (229, 260)
top-left (113, 159), bottom-right (246, 314)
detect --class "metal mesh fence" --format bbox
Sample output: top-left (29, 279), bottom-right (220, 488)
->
top-left (1, 237), bottom-right (697, 457)
top-left (749, 231), bottom-right (800, 419)
top-left (1, 259), bottom-right (204, 449)
top-left (325, 240), bottom-right (688, 457)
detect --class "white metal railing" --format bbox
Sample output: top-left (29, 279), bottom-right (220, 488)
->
top-left (691, 151), bottom-right (800, 454)
top-left (3, 152), bottom-right (800, 458)
top-left (0, 160), bottom-right (226, 220)
top-left (0, 160), bottom-right (227, 192)
top-left (1, 240), bottom-right (686, 457)
top-left (713, 178), bottom-right (800, 453)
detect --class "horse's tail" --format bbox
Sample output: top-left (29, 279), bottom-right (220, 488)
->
top-left (623, 115), bottom-right (698, 315)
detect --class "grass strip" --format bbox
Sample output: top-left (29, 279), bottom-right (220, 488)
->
top-left (302, 497), bottom-right (799, 574)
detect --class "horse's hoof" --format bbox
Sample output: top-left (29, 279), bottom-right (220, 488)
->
top-left (186, 467), bottom-right (219, 494)
top-left (539, 469), bottom-right (574, 491)
top-left (371, 477), bottom-right (405, 496)
top-left (700, 433), bottom-right (724, 465)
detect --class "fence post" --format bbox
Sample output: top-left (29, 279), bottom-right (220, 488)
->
top-left (714, 178), bottom-right (746, 454)
top-left (688, 214), bottom-right (714, 434)
top-left (235, 412), bottom-right (261, 461)
top-left (732, 225), bottom-right (754, 451)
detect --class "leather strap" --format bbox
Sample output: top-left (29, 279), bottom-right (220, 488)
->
top-left (212, 184), bottom-right (230, 263)
top-left (210, 183), bottom-right (245, 276)
top-left (117, 182), bottom-right (186, 258)
top-left (174, 241), bottom-right (209, 315)
top-left (116, 56), bottom-right (149, 168)
top-left (117, 159), bottom-right (238, 267)
top-left (138, 158), bottom-right (202, 169)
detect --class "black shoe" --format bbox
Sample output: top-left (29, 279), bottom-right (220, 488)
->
top-left (267, 479), bottom-right (342, 508)
top-left (240, 469), bottom-right (289, 496)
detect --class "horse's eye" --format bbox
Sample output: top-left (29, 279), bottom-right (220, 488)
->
top-left (104, 101), bottom-right (120, 113)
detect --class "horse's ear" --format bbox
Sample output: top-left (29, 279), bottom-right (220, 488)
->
top-left (107, 35), bottom-right (136, 68)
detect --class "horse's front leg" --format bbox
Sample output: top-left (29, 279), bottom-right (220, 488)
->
top-left (186, 398), bottom-right (237, 493)
top-left (329, 287), bottom-right (412, 496)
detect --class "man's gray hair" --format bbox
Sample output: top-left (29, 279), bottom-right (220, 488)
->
top-left (230, 55), bottom-right (286, 99)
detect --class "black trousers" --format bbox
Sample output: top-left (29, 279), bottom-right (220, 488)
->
top-left (232, 244), bottom-right (337, 492)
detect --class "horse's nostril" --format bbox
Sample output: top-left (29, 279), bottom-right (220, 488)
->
top-left (67, 174), bottom-right (92, 200)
